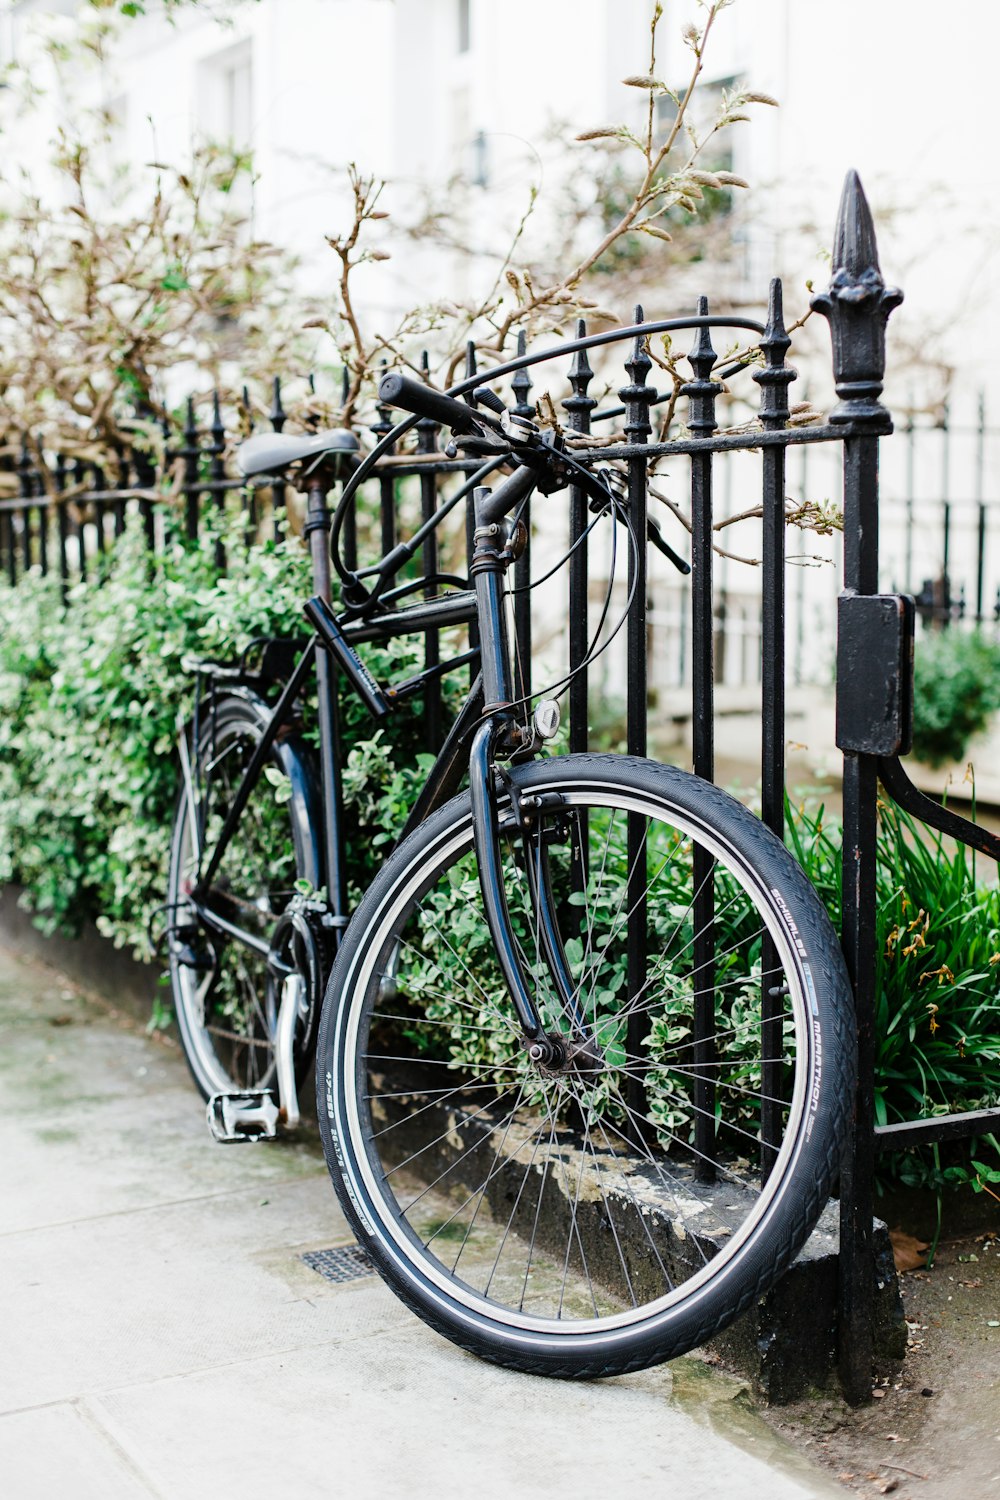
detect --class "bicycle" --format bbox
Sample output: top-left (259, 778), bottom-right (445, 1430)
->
top-left (166, 330), bottom-right (855, 1379)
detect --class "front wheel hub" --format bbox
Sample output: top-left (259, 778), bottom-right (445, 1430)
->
top-left (526, 1032), bottom-right (606, 1078)
top-left (527, 1035), bottom-right (565, 1070)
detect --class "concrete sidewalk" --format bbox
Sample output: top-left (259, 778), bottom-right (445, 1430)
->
top-left (0, 944), bottom-right (844, 1500)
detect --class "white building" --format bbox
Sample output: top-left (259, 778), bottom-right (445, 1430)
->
top-left (3, 0), bottom-right (1000, 731)
top-left (3, 0), bottom-right (998, 403)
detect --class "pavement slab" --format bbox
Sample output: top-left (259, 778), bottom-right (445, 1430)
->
top-left (0, 942), bottom-right (844, 1500)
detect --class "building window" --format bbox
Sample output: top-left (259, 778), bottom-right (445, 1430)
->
top-left (470, 129), bottom-right (488, 189)
top-left (457, 0), bottom-right (470, 54)
top-left (197, 39), bottom-right (253, 150)
top-left (656, 76), bottom-right (737, 177)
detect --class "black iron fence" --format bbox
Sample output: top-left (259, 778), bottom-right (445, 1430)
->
top-left (2, 170), bottom-right (999, 1403)
top-left (8, 390), bottom-right (997, 703)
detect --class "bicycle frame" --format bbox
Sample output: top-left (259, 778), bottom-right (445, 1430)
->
top-left (183, 465), bottom-right (567, 1051)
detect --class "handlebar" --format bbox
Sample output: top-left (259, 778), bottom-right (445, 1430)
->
top-left (378, 373), bottom-right (488, 437)
top-left (372, 369), bottom-right (690, 582)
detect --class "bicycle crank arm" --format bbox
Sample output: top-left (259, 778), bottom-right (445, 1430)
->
top-left (275, 973), bottom-right (304, 1130)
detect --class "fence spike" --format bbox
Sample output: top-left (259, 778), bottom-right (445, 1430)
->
top-left (753, 277), bottom-right (796, 427)
top-left (564, 317), bottom-right (597, 427)
top-left (270, 376), bottom-right (287, 433)
top-left (810, 170), bottom-right (902, 424)
top-left (682, 296), bottom-right (719, 437)
top-left (17, 434), bottom-right (33, 498)
top-left (463, 341), bottom-right (479, 408)
top-left (416, 351), bottom-right (438, 449)
top-left (210, 392), bottom-right (226, 507)
top-left (371, 358), bottom-right (393, 439)
top-left (620, 305), bottom-right (654, 440)
top-left (510, 331), bottom-right (534, 418)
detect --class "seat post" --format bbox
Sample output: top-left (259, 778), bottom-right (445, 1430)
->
top-left (303, 477), bottom-right (333, 602)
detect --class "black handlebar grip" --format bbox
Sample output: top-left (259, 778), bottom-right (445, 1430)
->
top-left (378, 372), bottom-right (482, 435)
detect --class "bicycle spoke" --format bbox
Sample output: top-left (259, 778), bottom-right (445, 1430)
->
top-left (392, 1087), bottom-right (520, 1198)
top-left (483, 1107), bottom-right (550, 1298)
top-left (519, 1084), bottom-right (565, 1312)
top-left (424, 1102), bottom-right (553, 1256)
top-left (564, 1078), bottom-right (638, 1308)
top-left (450, 1081), bottom-right (528, 1274)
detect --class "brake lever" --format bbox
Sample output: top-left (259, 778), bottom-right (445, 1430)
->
top-left (646, 516), bottom-right (692, 575)
top-left (582, 465), bottom-right (691, 576)
top-left (449, 387), bottom-right (691, 577)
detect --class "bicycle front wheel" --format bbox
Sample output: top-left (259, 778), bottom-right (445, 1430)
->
top-left (317, 753), bottom-right (854, 1378)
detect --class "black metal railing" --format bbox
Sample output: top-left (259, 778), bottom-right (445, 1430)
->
top-left (2, 170), bottom-right (999, 1403)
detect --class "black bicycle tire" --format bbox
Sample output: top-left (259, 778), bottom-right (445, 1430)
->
top-left (167, 692), bottom-right (322, 1102)
top-left (316, 753), bottom-right (855, 1378)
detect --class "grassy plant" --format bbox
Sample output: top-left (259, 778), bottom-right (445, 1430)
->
top-left (788, 793), bottom-right (1000, 1195)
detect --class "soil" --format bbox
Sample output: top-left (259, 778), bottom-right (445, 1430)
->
top-left (760, 1195), bottom-right (1000, 1500)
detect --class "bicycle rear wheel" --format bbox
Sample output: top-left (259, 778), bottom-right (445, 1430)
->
top-left (317, 753), bottom-right (854, 1378)
top-left (167, 692), bottom-right (323, 1102)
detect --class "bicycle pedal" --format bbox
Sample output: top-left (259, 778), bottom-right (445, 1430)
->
top-left (171, 925), bottom-right (214, 970)
top-left (175, 942), bottom-right (214, 970)
top-left (207, 1090), bottom-right (280, 1143)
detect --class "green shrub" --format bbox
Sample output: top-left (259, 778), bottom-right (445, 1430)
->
top-left (0, 528), bottom-right (996, 1196)
top-left (0, 515), bottom-right (451, 956)
top-left (910, 628), bottom-right (1000, 767)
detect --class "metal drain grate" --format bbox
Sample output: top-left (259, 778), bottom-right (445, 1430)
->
top-left (302, 1244), bottom-right (375, 1284)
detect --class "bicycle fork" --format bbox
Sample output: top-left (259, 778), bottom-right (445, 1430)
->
top-left (468, 481), bottom-right (591, 1071)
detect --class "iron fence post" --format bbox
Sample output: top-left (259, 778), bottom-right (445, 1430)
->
top-left (812, 169), bottom-right (902, 1405)
top-left (417, 350), bottom-right (442, 752)
top-left (753, 278), bottom-right (796, 1175)
top-left (511, 332), bottom-right (534, 704)
top-left (564, 319), bottom-right (597, 755)
top-left (18, 437), bottom-right (33, 577)
top-left (183, 397), bottom-right (200, 542)
top-left (620, 307), bottom-right (655, 1141)
top-left (683, 298), bottom-right (721, 1178)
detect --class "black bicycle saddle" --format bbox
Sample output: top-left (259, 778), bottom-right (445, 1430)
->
top-left (236, 428), bottom-right (360, 480)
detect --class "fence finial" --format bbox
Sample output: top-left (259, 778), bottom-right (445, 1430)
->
top-left (564, 318), bottom-right (596, 429)
top-left (683, 295), bottom-right (719, 437)
top-left (753, 278), bottom-right (795, 428)
top-left (371, 358), bottom-right (393, 440)
top-left (810, 170), bottom-right (902, 424)
top-left (511, 330), bottom-right (534, 418)
top-left (17, 434), bottom-right (33, 498)
top-left (270, 376), bottom-right (287, 433)
top-left (620, 304), bottom-right (654, 441)
top-left (416, 350), bottom-right (438, 450)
